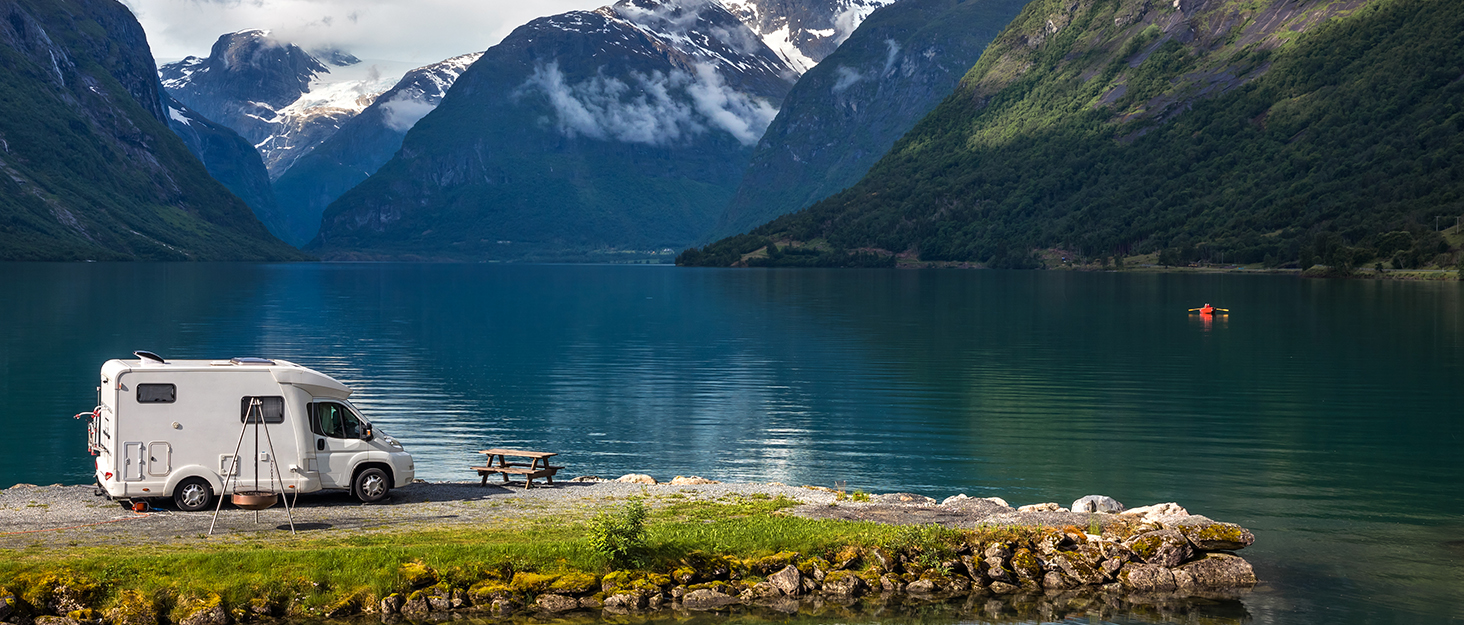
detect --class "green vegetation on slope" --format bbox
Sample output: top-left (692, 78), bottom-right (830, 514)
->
top-left (0, 0), bottom-right (305, 261)
top-left (681, 0), bottom-right (1464, 271)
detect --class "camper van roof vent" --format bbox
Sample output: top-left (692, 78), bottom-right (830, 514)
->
top-left (134, 351), bottom-right (166, 364)
top-left (230, 357), bottom-right (276, 366)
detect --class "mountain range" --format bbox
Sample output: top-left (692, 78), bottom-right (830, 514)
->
top-left (0, 0), bottom-right (302, 261)
top-left (681, 0), bottom-right (1464, 271)
top-left (307, 0), bottom-right (804, 260)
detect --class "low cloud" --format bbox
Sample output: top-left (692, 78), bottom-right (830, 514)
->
top-left (832, 66), bottom-right (863, 93)
top-left (378, 91), bottom-right (438, 132)
top-left (831, 39), bottom-right (901, 95)
top-left (520, 62), bottom-right (776, 147)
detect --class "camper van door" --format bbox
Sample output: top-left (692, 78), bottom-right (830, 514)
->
top-left (311, 400), bottom-right (369, 488)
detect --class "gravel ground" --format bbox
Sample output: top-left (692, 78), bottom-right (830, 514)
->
top-left (0, 479), bottom-right (840, 550)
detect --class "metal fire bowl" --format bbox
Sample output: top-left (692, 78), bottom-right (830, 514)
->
top-left (232, 491), bottom-right (278, 510)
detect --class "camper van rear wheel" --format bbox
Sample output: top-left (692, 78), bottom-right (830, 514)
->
top-left (354, 467), bottom-right (389, 503)
top-left (173, 477), bottom-right (213, 512)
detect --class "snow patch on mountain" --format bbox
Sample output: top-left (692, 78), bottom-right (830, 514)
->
top-left (378, 52), bottom-right (483, 132)
top-left (718, 0), bottom-right (898, 74)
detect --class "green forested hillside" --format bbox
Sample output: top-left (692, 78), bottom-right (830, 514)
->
top-left (0, 0), bottom-right (305, 261)
top-left (681, 0), bottom-right (1464, 270)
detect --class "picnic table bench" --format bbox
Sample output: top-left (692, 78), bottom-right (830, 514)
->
top-left (471, 449), bottom-right (562, 488)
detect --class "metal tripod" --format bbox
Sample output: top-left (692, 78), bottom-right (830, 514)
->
top-left (208, 397), bottom-right (296, 535)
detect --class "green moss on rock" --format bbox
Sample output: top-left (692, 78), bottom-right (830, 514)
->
top-left (547, 572), bottom-right (599, 595)
top-left (399, 561), bottom-right (437, 589)
top-left (508, 572), bottom-right (558, 594)
top-left (103, 590), bottom-right (157, 625)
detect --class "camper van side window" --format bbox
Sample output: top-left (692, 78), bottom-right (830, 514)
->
top-left (311, 403), bottom-right (362, 439)
top-left (240, 396), bottom-right (285, 424)
top-left (137, 384), bottom-right (176, 403)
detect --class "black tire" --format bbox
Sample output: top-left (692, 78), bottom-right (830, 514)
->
top-left (173, 477), bottom-right (213, 512)
top-left (353, 467), bottom-right (390, 503)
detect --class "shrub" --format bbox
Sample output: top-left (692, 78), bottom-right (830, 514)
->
top-left (588, 501), bottom-right (648, 567)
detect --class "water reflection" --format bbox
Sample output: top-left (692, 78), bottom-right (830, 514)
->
top-left (1, 263), bottom-right (1461, 624)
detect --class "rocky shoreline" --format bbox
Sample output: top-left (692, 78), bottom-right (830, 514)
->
top-left (0, 482), bottom-right (1258, 625)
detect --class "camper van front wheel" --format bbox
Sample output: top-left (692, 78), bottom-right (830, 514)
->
top-left (173, 477), bottom-right (213, 512)
top-left (354, 467), bottom-right (390, 503)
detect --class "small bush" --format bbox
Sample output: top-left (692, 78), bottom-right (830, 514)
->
top-left (588, 501), bottom-right (648, 567)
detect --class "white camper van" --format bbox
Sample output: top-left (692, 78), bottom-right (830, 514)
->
top-left (85, 352), bottom-right (415, 510)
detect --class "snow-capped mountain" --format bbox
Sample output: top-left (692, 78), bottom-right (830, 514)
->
top-left (309, 0), bottom-right (798, 260)
top-left (159, 30), bottom-right (414, 178)
top-left (269, 52), bottom-right (483, 246)
top-left (720, 0), bottom-right (899, 73)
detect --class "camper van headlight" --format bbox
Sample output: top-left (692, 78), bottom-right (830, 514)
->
top-left (385, 436), bottom-right (403, 450)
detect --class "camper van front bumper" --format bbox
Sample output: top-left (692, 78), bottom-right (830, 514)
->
top-left (387, 451), bottom-right (414, 487)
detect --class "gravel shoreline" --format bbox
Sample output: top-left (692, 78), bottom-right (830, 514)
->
top-left (0, 480), bottom-right (839, 549)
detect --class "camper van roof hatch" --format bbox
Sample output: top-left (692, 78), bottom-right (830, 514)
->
top-left (134, 350), bottom-right (166, 364)
top-left (230, 357), bottom-right (276, 366)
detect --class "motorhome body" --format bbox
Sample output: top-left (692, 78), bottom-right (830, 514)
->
top-left (87, 353), bottom-right (414, 510)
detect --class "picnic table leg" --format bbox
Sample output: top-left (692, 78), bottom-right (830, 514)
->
top-left (480, 471), bottom-right (487, 487)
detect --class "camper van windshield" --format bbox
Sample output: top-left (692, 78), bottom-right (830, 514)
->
top-left (312, 402), bottom-right (363, 439)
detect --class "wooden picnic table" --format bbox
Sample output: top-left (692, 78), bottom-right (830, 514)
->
top-left (471, 449), bottom-right (563, 488)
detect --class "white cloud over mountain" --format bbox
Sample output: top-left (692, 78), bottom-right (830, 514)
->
top-left (122, 0), bottom-right (605, 63)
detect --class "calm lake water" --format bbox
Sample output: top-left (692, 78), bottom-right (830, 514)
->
top-left (1, 263), bottom-right (1460, 624)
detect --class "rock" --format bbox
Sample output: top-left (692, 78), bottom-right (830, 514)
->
top-left (820, 571), bottom-right (867, 597)
top-left (1172, 553), bottom-right (1257, 590)
top-left (870, 547), bottom-right (897, 570)
top-left (602, 592), bottom-right (644, 611)
top-left (905, 579), bottom-right (938, 594)
top-left (401, 593), bottom-right (429, 616)
top-left (1009, 548), bottom-right (1044, 581)
top-left (547, 572), bottom-right (599, 595)
top-left (1122, 502), bottom-right (1189, 524)
top-left (577, 596), bottom-right (602, 609)
top-left (879, 573), bottom-right (903, 592)
top-left (680, 589), bottom-right (740, 610)
top-left (615, 474), bottom-right (657, 484)
top-left (670, 476), bottom-right (719, 485)
top-left (1051, 546), bottom-right (1105, 586)
top-left (983, 542), bottom-right (1013, 559)
top-left (1042, 570), bottom-right (1077, 590)
top-left (1117, 563), bottom-right (1177, 592)
top-left (179, 604), bottom-right (226, 625)
top-left (399, 561), bottom-right (437, 589)
top-left (768, 564), bottom-right (802, 596)
top-left (647, 593), bottom-right (666, 608)
top-left (869, 492), bottom-right (937, 505)
top-left (1123, 529), bottom-right (1194, 567)
top-left (0, 591), bottom-right (16, 623)
top-left (960, 554), bottom-right (985, 581)
top-left (427, 592), bottom-right (451, 612)
top-left (1018, 502), bottom-right (1063, 513)
top-left (1171, 519), bottom-right (1256, 551)
top-left (35, 617), bottom-right (81, 625)
top-left (535, 594), bottom-right (578, 613)
top-left (489, 598), bottom-right (519, 616)
top-left (988, 581), bottom-right (1019, 595)
top-left (741, 581), bottom-right (783, 602)
top-left (1071, 495), bottom-right (1125, 513)
top-left (380, 595), bottom-right (402, 615)
top-left (569, 476), bottom-right (605, 482)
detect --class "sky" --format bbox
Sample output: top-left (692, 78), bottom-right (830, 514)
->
top-left (123, 0), bottom-right (607, 64)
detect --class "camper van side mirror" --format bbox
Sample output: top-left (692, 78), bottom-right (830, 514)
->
top-left (362, 428), bottom-right (374, 442)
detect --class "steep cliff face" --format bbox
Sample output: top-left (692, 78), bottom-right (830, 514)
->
top-left (160, 31), bottom-right (406, 178)
top-left (684, 0), bottom-right (1462, 269)
top-left (715, 0), bottom-right (1032, 238)
top-left (163, 94), bottom-right (281, 228)
top-left (268, 53), bottom-right (482, 247)
top-left (310, 0), bottom-right (796, 260)
top-left (0, 0), bottom-right (304, 260)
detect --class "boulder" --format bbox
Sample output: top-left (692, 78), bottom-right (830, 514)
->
top-left (1122, 502), bottom-right (1189, 524)
top-left (35, 617), bottom-right (81, 625)
top-left (615, 474), bottom-right (657, 484)
top-left (488, 598), bottom-right (519, 616)
top-left (1042, 570), bottom-right (1077, 590)
top-left (680, 589), bottom-right (740, 610)
top-left (768, 564), bottom-right (802, 596)
top-left (399, 561), bottom-right (437, 589)
top-left (547, 572), bottom-right (599, 595)
top-left (987, 581), bottom-right (1019, 595)
top-left (1123, 529), bottom-right (1194, 567)
top-left (379, 595), bottom-right (402, 615)
top-left (1117, 563), bottom-right (1177, 592)
top-left (905, 579), bottom-right (938, 594)
top-left (401, 593), bottom-right (429, 616)
top-left (602, 592), bottom-right (645, 611)
top-left (740, 581), bottom-right (783, 602)
top-left (1051, 546), bottom-right (1105, 586)
top-left (1171, 519), bottom-right (1256, 551)
top-left (177, 595), bottom-right (226, 625)
top-left (670, 476), bottom-right (719, 485)
top-left (983, 542), bottom-right (1013, 559)
top-left (535, 594), bottom-right (578, 613)
top-left (578, 596), bottom-right (603, 609)
top-left (1018, 502), bottom-right (1063, 513)
top-left (1172, 553), bottom-right (1257, 590)
top-left (1071, 495), bottom-right (1124, 513)
top-left (879, 573), bottom-right (904, 592)
top-left (568, 475), bottom-right (605, 482)
top-left (1009, 548), bottom-right (1044, 581)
